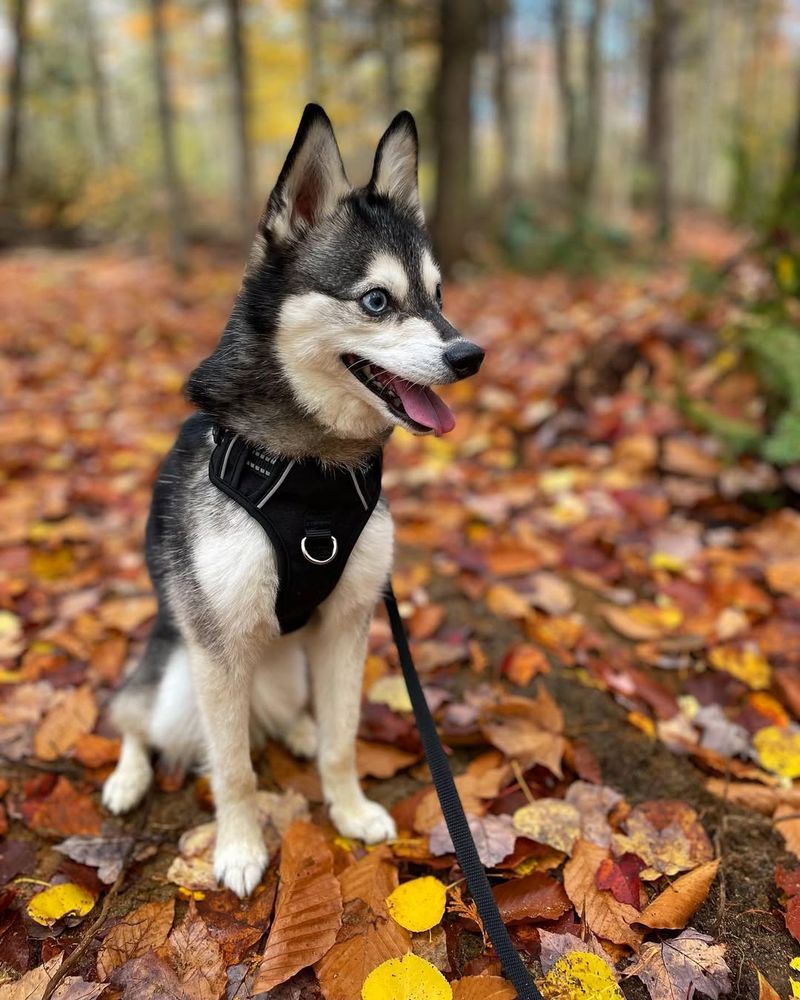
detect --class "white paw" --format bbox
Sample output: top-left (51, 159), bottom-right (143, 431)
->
top-left (214, 833), bottom-right (269, 898)
top-left (330, 799), bottom-right (397, 844)
top-left (284, 714), bottom-right (317, 760)
top-left (102, 760), bottom-right (152, 815)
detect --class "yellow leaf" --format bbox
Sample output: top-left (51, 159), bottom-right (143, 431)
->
top-left (649, 552), bottom-right (686, 573)
top-left (368, 675), bottom-right (412, 713)
top-left (362, 952), bottom-right (452, 1000)
top-left (753, 725), bottom-right (800, 779)
top-left (540, 952), bottom-right (623, 999)
top-left (27, 882), bottom-right (95, 926)
top-left (386, 877), bottom-right (446, 933)
top-left (709, 646), bottom-right (770, 690)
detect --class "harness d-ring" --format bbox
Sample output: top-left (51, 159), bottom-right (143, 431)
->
top-left (301, 534), bottom-right (338, 565)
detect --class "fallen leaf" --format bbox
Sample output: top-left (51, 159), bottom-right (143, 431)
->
top-left (166, 899), bottom-right (227, 1000)
top-left (492, 871), bottom-right (570, 924)
top-left (538, 930), bottom-right (617, 975)
top-left (429, 814), bottom-right (517, 867)
top-left (540, 951), bottom-right (624, 999)
top-left (73, 733), bottom-right (119, 769)
top-left (527, 572), bottom-right (575, 616)
top-left (635, 859), bottom-right (720, 929)
top-left (253, 820), bottom-right (342, 992)
top-left (55, 836), bottom-right (139, 885)
top-left (765, 560), bottom-right (800, 597)
top-left (480, 688), bottom-right (565, 775)
top-left (709, 645), bottom-right (771, 690)
top-left (110, 950), bottom-right (184, 999)
top-left (386, 877), bottom-right (446, 933)
top-left (357, 740), bottom-right (420, 779)
top-left (361, 953), bottom-right (452, 1000)
top-left (0, 839), bottom-right (37, 883)
top-left (27, 881), bottom-right (95, 926)
top-left (602, 603), bottom-right (682, 642)
top-left (753, 725), bottom-right (800, 779)
top-left (98, 595), bottom-right (157, 632)
top-left (315, 914), bottom-right (411, 1000)
top-left (625, 928), bottom-right (731, 1000)
top-left (512, 799), bottom-right (581, 855)
top-left (563, 840), bottom-right (642, 949)
top-left (452, 976), bottom-right (516, 999)
top-left (339, 844), bottom-right (399, 920)
top-left (613, 800), bottom-right (713, 877)
top-left (33, 685), bottom-right (98, 761)
top-left (0, 955), bottom-right (107, 1000)
top-left (775, 803), bottom-right (800, 860)
top-left (96, 899), bottom-right (175, 980)
top-left (595, 854), bottom-right (644, 909)
top-left (196, 880), bottom-right (277, 965)
top-left (22, 776), bottom-right (103, 837)
top-left (501, 644), bottom-right (550, 686)
top-left (369, 674), bottom-right (413, 713)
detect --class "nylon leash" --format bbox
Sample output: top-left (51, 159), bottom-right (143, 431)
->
top-left (384, 585), bottom-right (543, 1000)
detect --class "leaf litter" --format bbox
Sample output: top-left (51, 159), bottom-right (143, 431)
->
top-left (1, 250), bottom-right (799, 997)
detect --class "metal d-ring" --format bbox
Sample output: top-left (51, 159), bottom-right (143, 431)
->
top-left (301, 534), bottom-right (338, 565)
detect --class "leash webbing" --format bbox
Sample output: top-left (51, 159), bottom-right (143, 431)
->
top-left (383, 585), bottom-right (543, 1000)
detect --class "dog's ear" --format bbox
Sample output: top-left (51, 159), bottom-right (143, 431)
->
top-left (368, 111), bottom-right (423, 222)
top-left (259, 104), bottom-right (350, 245)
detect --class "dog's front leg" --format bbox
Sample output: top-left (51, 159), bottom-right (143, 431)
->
top-left (306, 608), bottom-right (397, 844)
top-left (189, 641), bottom-right (267, 897)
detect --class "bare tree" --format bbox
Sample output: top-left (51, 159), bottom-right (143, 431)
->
top-left (551, 0), bottom-right (606, 227)
top-left (225, 0), bottom-right (253, 247)
top-left (490, 0), bottom-right (515, 196)
top-left (150, 0), bottom-right (187, 273)
top-left (644, 0), bottom-right (680, 242)
top-left (431, 0), bottom-right (480, 274)
top-left (85, 0), bottom-right (115, 164)
top-left (4, 0), bottom-right (30, 201)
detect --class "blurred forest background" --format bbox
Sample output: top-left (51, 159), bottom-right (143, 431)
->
top-left (1, 0), bottom-right (799, 275)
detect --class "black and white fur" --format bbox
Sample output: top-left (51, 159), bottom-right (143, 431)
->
top-left (103, 105), bottom-right (484, 897)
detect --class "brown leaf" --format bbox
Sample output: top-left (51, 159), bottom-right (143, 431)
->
top-left (34, 685), bottom-right (98, 762)
top-left (452, 975), bottom-right (517, 999)
top-left (73, 734), bottom-right (119, 769)
top-left (635, 859), bottom-right (720, 929)
top-left (613, 800), bottom-right (714, 877)
top-left (704, 779), bottom-right (800, 815)
top-left (757, 970), bottom-right (781, 1000)
top-left (315, 916), bottom-right (410, 1000)
top-left (492, 872), bottom-right (571, 925)
top-left (196, 879), bottom-right (277, 965)
top-left (22, 776), bottom-right (102, 837)
top-left (500, 644), bottom-right (550, 686)
top-left (338, 844), bottom-right (398, 920)
top-left (110, 950), bottom-right (184, 1000)
top-left (0, 954), bottom-right (107, 1000)
top-left (479, 687), bottom-right (565, 775)
top-left (356, 740), bottom-right (420, 779)
top-left (166, 899), bottom-right (227, 1000)
top-left (253, 820), bottom-right (342, 992)
top-left (563, 839), bottom-right (642, 948)
top-left (96, 899), bottom-right (175, 980)
top-left (98, 595), bottom-right (157, 632)
top-left (774, 803), bottom-right (800, 860)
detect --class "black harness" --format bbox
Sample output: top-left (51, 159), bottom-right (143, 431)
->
top-left (209, 426), bottom-right (382, 634)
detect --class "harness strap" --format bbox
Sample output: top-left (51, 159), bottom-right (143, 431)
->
top-left (383, 584), bottom-right (543, 1000)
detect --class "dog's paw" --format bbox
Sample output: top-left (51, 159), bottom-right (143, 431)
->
top-left (102, 758), bottom-right (152, 814)
top-left (214, 833), bottom-right (269, 898)
top-left (330, 799), bottom-right (396, 845)
top-left (283, 713), bottom-right (317, 760)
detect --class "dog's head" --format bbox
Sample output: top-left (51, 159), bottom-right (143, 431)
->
top-left (188, 105), bottom-right (483, 444)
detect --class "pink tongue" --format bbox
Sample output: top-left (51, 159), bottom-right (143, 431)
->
top-left (392, 378), bottom-right (455, 436)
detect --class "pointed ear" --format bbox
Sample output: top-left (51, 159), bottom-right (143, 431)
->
top-left (368, 111), bottom-right (423, 222)
top-left (260, 104), bottom-right (350, 245)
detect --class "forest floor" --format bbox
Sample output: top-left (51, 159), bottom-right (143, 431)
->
top-left (1, 235), bottom-right (799, 1000)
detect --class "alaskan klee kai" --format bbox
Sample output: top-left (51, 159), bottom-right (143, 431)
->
top-left (103, 105), bottom-right (484, 897)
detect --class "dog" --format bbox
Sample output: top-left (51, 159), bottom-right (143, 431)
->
top-left (102, 104), bottom-right (485, 897)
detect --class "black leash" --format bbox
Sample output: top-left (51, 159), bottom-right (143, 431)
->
top-left (383, 585), bottom-right (543, 1000)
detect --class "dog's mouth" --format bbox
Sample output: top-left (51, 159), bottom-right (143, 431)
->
top-left (341, 354), bottom-right (455, 436)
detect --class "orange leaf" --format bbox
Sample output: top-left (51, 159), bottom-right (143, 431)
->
top-left (563, 840), bottom-right (642, 949)
top-left (635, 859), bottom-right (720, 930)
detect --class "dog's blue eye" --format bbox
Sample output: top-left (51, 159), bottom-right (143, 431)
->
top-left (360, 289), bottom-right (390, 315)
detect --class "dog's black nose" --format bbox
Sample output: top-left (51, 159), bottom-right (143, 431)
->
top-left (445, 340), bottom-right (485, 378)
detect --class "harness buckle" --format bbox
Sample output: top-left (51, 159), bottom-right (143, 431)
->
top-left (301, 534), bottom-right (338, 565)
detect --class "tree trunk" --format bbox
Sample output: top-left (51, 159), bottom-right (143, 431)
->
top-left (431, 0), bottom-right (480, 274)
top-left (306, 0), bottom-right (323, 102)
top-left (644, 0), bottom-right (679, 243)
top-left (551, 0), bottom-right (605, 227)
top-left (150, 0), bottom-right (187, 273)
top-left (491, 0), bottom-right (514, 196)
top-left (225, 0), bottom-right (253, 247)
top-left (4, 0), bottom-right (29, 201)
top-left (377, 0), bottom-right (400, 117)
top-left (85, 0), bottom-right (115, 164)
